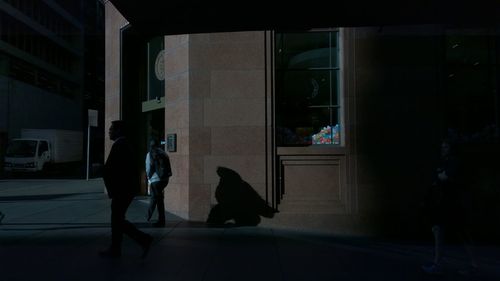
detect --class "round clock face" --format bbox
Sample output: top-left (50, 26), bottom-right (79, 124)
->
top-left (154, 50), bottom-right (165, 81)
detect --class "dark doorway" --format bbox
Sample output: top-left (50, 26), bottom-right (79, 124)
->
top-left (120, 25), bottom-right (148, 192)
top-left (145, 109), bottom-right (165, 149)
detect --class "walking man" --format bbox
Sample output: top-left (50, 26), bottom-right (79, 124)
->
top-left (421, 138), bottom-right (478, 275)
top-left (145, 138), bottom-right (172, 227)
top-left (100, 120), bottom-right (153, 258)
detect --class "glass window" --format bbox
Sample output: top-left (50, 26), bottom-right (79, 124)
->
top-left (444, 28), bottom-right (497, 134)
top-left (276, 31), bottom-right (342, 146)
top-left (38, 141), bottom-right (48, 156)
top-left (6, 140), bottom-right (37, 157)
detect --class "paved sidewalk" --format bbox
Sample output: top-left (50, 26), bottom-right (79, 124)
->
top-left (0, 179), bottom-right (499, 281)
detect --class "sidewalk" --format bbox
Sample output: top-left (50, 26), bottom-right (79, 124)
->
top-left (0, 179), bottom-right (499, 281)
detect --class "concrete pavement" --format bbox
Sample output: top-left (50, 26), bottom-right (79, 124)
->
top-left (0, 179), bottom-right (499, 281)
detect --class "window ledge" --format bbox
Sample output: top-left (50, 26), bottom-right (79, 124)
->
top-left (277, 145), bottom-right (347, 156)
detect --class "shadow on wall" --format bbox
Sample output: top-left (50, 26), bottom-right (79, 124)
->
top-left (207, 166), bottom-right (277, 227)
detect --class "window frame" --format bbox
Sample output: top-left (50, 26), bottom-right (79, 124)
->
top-left (275, 28), bottom-right (346, 148)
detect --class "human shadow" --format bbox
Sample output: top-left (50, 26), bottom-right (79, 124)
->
top-left (206, 167), bottom-right (277, 227)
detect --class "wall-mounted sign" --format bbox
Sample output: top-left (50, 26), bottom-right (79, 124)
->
top-left (155, 50), bottom-right (165, 81)
top-left (167, 134), bottom-right (177, 152)
top-left (88, 109), bottom-right (98, 127)
top-left (147, 36), bottom-right (165, 101)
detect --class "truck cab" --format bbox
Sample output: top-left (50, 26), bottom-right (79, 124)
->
top-left (4, 139), bottom-right (51, 172)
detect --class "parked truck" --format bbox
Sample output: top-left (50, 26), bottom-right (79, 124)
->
top-left (4, 129), bottom-right (83, 173)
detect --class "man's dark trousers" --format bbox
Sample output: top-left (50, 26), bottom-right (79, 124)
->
top-left (111, 196), bottom-right (150, 252)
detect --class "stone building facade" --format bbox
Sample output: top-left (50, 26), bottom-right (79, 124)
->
top-left (106, 2), bottom-right (500, 239)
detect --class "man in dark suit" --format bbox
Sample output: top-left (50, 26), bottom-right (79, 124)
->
top-left (100, 120), bottom-right (153, 258)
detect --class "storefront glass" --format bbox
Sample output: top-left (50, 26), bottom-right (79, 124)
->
top-left (276, 31), bottom-right (341, 146)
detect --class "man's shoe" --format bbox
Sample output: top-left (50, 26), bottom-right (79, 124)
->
top-left (422, 262), bottom-right (443, 275)
top-left (99, 249), bottom-right (121, 258)
top-left (152, 221), bottom-right (166, 228)
top-left (141, 235), bottom-right (153, 259)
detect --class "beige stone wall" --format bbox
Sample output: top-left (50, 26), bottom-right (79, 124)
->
top-left (164, 32), bottom-right (268, 221)
top-left (104, 3), bottom-right (128, 157)
top-left (164, 34), bottom-right (190, 219)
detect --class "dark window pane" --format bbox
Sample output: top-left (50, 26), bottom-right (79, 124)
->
top-left (446, 33), bottom-right (490, 66)
top-left (38, 141), bottom-right (48, 156)
top-left (282, 70), bottom-right (330, 106)
top-left (279, 32), bottom-right (330, 69)
top-left (310, 107), bottom-right (330, 132)
top-left (330, 41), bottom-right (339, 68)
top-left (288, 47), bottom-right (331, 69)
top-left (331, 70), bottom-right (340, 106)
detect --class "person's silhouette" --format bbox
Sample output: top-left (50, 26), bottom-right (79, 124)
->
top-left (422, 139), bottom-right (478, 275)
top-left (100, 120), bottom-right (153, 258)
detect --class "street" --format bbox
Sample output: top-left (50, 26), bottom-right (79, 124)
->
top-left (0, 179), bottom-right (499, 281)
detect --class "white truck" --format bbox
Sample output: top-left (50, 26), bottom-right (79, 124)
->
top-left (4, 129), bottom-right (83, 172)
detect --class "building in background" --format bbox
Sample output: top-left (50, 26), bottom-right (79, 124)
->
top-left (82, 0), bottom-right (105, 176)
top-left (105, 1), bottom-right (500, 241)
top-left (0, 0), bottom-right (104, 177)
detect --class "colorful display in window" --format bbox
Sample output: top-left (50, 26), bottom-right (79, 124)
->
top-left (312, 124), bottom-right (340, 145)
